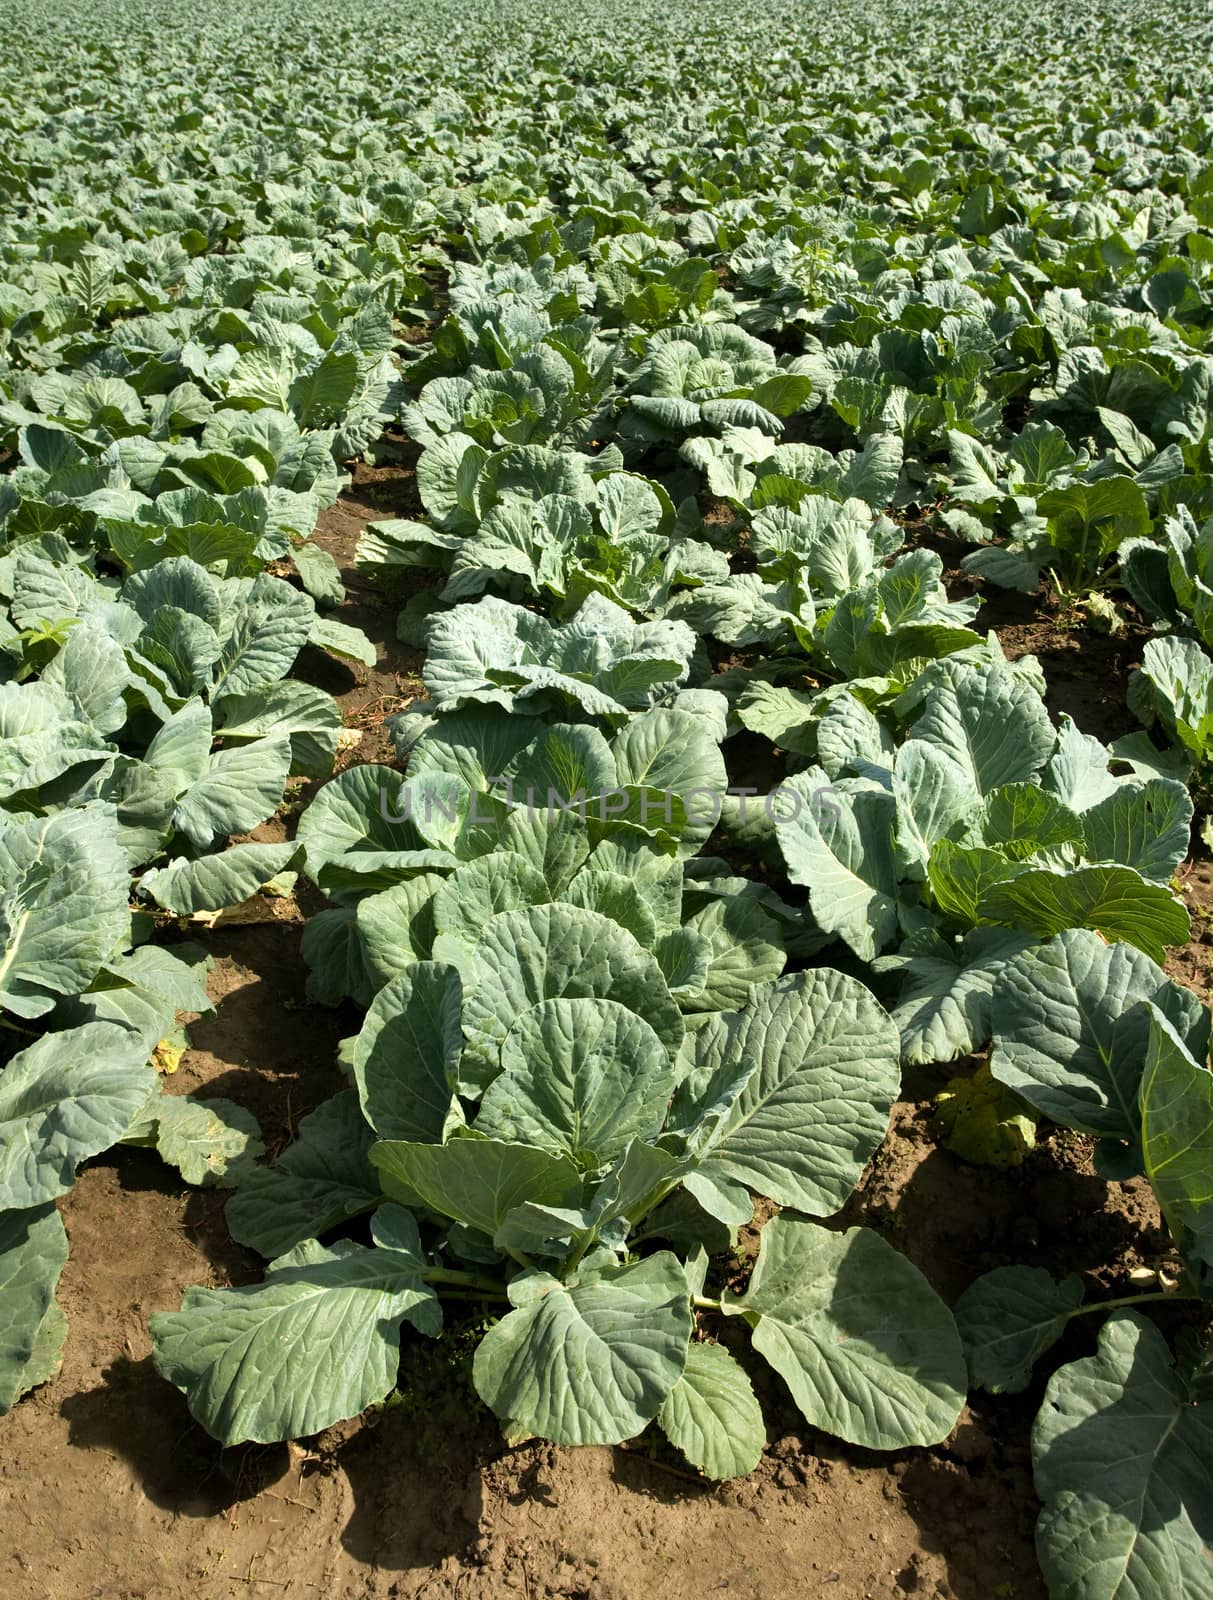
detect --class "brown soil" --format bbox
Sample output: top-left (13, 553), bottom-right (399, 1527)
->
top-left (987, 606), bottom-right (1150, 749)
top-left (927, 532), bottom-right (1154, 748)
top-left (0, 478), bottom-right (1197, 1600)
top-left (296, 458), bottom-right (429, 769)
top-left (1169, 851), bottom-right (1213, 1006)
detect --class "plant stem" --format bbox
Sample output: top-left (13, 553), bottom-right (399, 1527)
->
top-left (627, 1228), bottom-right (662, 1247)
top-left (1069, 1289), bottom-right (1203, 1319)
top-left (693, 1293), bottom-right (722, 1312)
top-left (433, 1287), bottom-right (507, 1303)
top-left (563, 1227), bottom-right (598, 1276)
top-left (423, 1266), bottom-right (509, 1296)
top-left (625, 1175), bottom-right (684, 1232)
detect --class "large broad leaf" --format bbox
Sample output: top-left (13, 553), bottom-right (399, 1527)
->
top-left (210, 575), bottom-right (314, 699)
top-left (466, 803), bottom-right (594, 897)
top-left (225, 1091), bottom-right (380, 1259)
top-left (752, 495), bottom-right (892, 592)
top-left (452, 902), bottom-right (685, 1067)
top-left (300, 907), bottom-right (373, 1007)
top-left (1045, 715), bottom-right (1122, 813)
top-left (292, 539), bottom-right (345, 605)
top-left (563, 867), bottom-right (659, 949)
top-left (1139, 1006), bottom-right (1213, 1267)
top-left (214, 681), bottom-right (342, 779)
top-left (1080, 779), bottom-right (1192, 885)
top-left (172, 735), bottom-right (292, 849)
top-left (502, 721), bottom-right (618, 815)
top-left (145, 698), bottom-right (212, 787)
top-left (735, 681), bottom-right (819, 757)
top-left (840, 433), bottom-right (903, 507)
top-left (0, 1204), bottom-right (68, 1414)
top-left (472, 1253), bottom-right (692, 1446)
top-left (774, 772), bottom-right (899, 961)
top-left (723, 1217), bottom-right (966, 1449)
top-left (657, 1341), bottom-right (766, 1480)
top-left (893, 740), bottom-right (977, 871)
top-left (948, 429), bottom-right (1003, 506)
top-left (417, 430), bottom-right (487, 530)
top-left (979, 864), bottom-right (1189, 963)
top-left (291, 352), bottom-right (360, 428)
top-left (1007, 419), bottom-right (1082, 491)
top-left (75, 943), bottom-right (212, 1049)
top-left (592, 838), bottom-right (685, 935)
top-left (954, 1266), bottom-right (1084, 1394)
top-left (125, 556), bottom-right (221, 630)
top-left (405, 705), bottom-right (538, 792)
top-left (877, 928), bottom-right (1035, 1065)
top-left (1135, 635), bottom-right (1213, 764)
top-left (136, 608), bottom-right (221, 699)
top-left (152, 1094), bottom-right (264, 1188)
top-left (990, 930), bottom-right (1208, 1142)
top-left (423, 592), bottom-right (692, 717)
top-left (852, 623), bottom-right (986, 687)
top-left (610, 708), bottom-right (727, 846)
top-left (473, 998), bottom-right (676, 1164)
top-left (656, 926), bottom-right (713, 997)
top-left (297, 763), bottom-right (416, 866)
top-left (676, 896), bottom-right (785, 1013)
top-left (1037, 476), bottom-right (1150, 564)
top-left (10, 549), bottom-right (101, 630)
top-left (815, 691), bottom-right (894, 777)
top-left (310, 615), bottom-right (376, 669)
top-left (1033, 1312), bottom-right (1213, 1600)
top-left (0, 681), bottom-right (113, 807)
top-left (0, 1023), bottom-right (157, 1207)
top-left (150, 1214), bottom-right (441, 1445)
top-left (443, 498), bottom-right (572, 602)
top-left (349, 962), bottom-right (464, 1142)
top-left (110, 517), bottom-right (257, 579)
top-left (910, 663), bottom-right (1054, 795)
top-left (296, 765), bottom-right (459, 891)
top-left (977, 782), bottom-right (1085, 863)
top-left (927, 840), bottom-right (1020, 925)
top-left (431, 854), bottom-right (551, 948)
top-left (371, 1137), bottom-right (582, 1237)
top-left (0, 808), bottom-right (131, 1018)
top-left (679, 969), bottom-right (899, 1215)
top-left (139, 842), bottom-right (301, 914)
top-left (40, 620), bottom-right (132, 737)
top-left (355, 874), bottom-right (445, 989)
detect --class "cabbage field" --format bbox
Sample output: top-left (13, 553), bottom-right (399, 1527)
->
top-left (2, 0), bottom-right (1213, 1594)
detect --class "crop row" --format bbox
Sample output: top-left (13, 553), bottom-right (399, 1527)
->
top-left (1, 1), bottom-right (1211, 1593)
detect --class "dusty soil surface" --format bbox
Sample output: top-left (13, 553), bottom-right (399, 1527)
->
top-left (0, 470), bottom-right (1188, 1600)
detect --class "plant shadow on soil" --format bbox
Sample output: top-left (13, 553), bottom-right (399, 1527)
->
top-left (45, 1353), bottom-right (1048, 1600)
top-left (39, 1077), bottom-right (1072, 1599)
top-left (45, 1081), bottom-right (1084, 1600)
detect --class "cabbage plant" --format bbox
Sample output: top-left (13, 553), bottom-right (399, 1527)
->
top-left (152, 955), bottom-right (968, 1470)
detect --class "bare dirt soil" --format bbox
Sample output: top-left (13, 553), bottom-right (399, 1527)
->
top-left (0, 469), bottom-right (1188, 1600)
